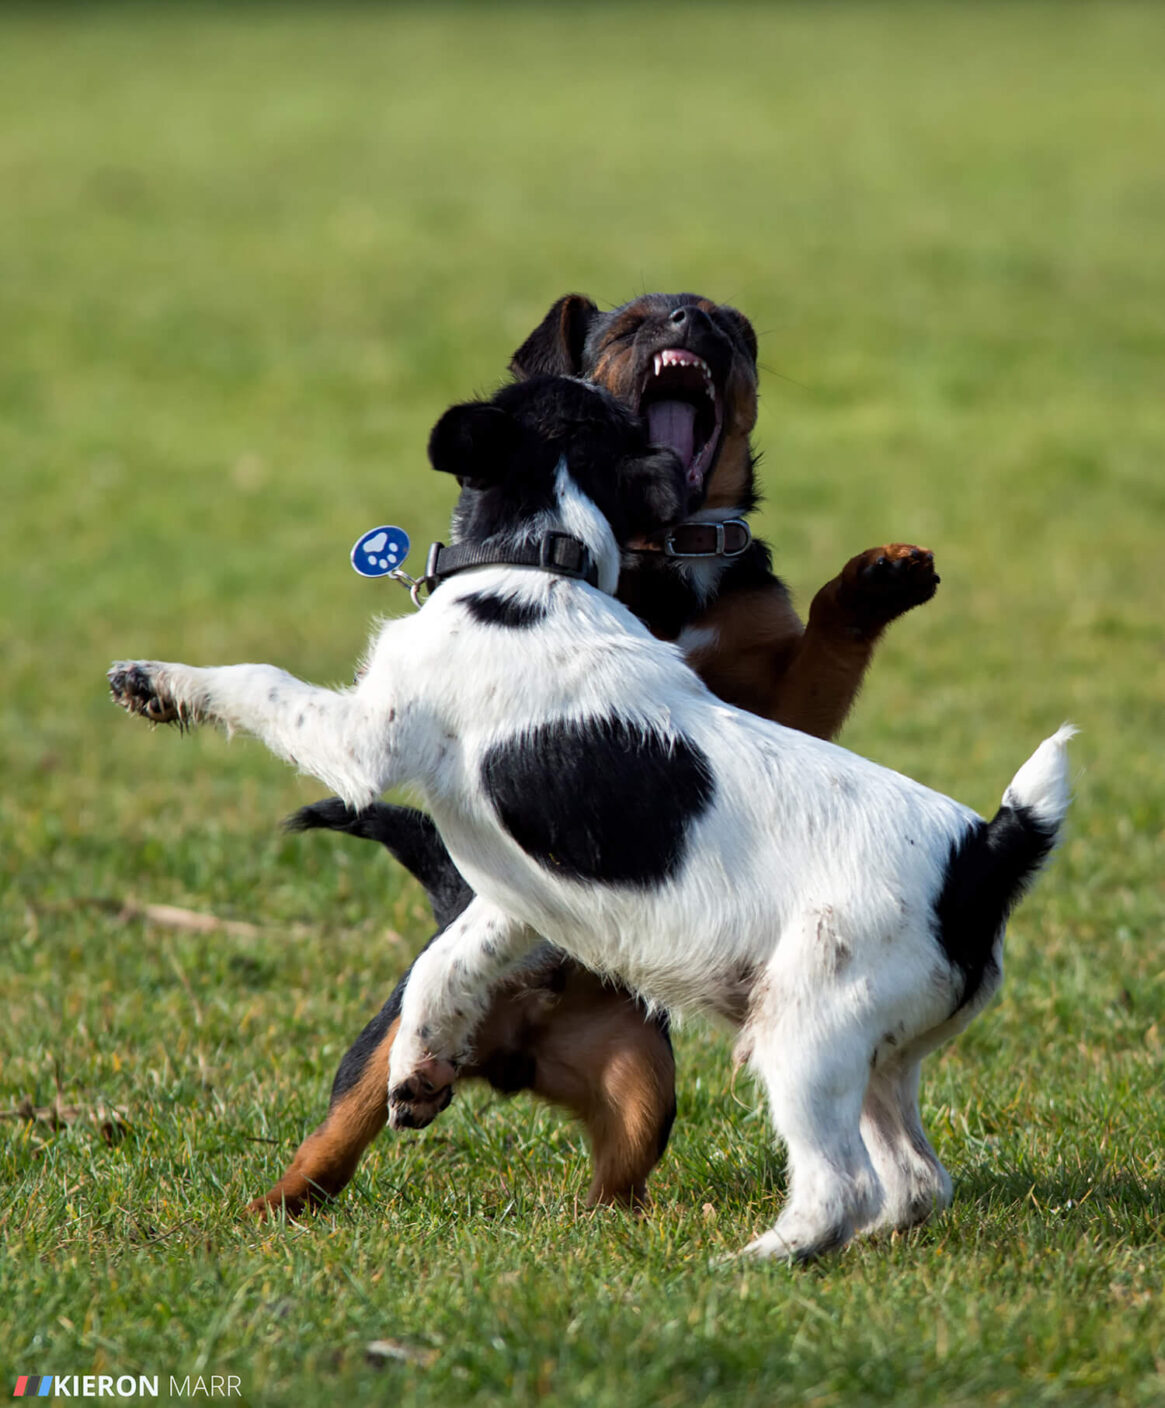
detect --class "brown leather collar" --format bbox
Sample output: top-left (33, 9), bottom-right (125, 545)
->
top-left (628, 517), bottom-right (752, 560)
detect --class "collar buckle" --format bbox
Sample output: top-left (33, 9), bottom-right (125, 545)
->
top-left (662, 517), bottom-right (752, 559)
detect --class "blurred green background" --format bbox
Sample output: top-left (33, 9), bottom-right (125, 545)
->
top-left (2, 4), bottom-right (1162, 1406)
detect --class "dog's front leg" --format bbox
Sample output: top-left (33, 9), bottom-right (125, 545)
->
top-left (387, 898), bottom-right (539, 1130)
top-left (769, 545), bottom-right (940, 739)
top-left (108, 659), bottom-right (395, 810)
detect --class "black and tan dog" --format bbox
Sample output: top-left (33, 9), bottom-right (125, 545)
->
top-left (250, 292), bottom-right (939, 1219)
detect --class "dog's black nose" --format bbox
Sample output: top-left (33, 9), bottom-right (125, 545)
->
top-left (668, 305), bottom-right (713, 338)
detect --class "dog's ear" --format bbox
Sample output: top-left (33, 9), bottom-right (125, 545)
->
top-left (716, 304), bottom-right (758, 365)
top-left (618, 448), bottom-right (690, 538)
top-left (509, 294), bottom-right (600, 379)
top-left (428, 402), bottom-right (520, 486)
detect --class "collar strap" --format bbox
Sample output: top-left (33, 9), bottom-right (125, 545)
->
top-left (422, 531), bottom-right (599, 591)
top-left (631, 517), bottom-right (752, 560)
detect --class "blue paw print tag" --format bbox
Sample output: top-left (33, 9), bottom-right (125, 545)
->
top-left (351, 525), bottom-right (411, 578)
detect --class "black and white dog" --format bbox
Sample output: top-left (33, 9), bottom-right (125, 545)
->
top-left (109, 375), bottom-right (1072, 1261)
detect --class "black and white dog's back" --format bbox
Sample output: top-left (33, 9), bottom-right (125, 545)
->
top-left (110, 375), bottom-right (1072, 1261)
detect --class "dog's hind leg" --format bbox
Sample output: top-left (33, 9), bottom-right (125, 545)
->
top-left (249, 998), bottom-right (401, 1220)
top-left (282, 803), bottom-right (673, 1205)
top-left (247, 1008), bottom-right (400, 1216)
top-left (250, 960), bottom-right (676, 1217)
top-left (859, 1057), bottom-right (952, 1234)
top-left (739, 1001), bottom-right (883, 1262)
top-left (250, 873), bottom-right (483, 1214)
top-left (519, 970), bottom-right (676, 1209)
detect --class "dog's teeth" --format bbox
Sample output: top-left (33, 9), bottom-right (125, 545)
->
top-left (652, 349), bottom-right (715, 388)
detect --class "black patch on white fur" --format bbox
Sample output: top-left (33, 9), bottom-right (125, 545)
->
top-left (481, 716), bottom-right (715, 887)
top-left (935, 802), bottom-right (1057, 1011)
top-left (462, 591), bottom-right (548, 630)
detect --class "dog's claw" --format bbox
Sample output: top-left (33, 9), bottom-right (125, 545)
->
top-left (108, 662), bottom-right (182, 725)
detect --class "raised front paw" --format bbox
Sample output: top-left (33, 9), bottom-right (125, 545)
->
top-left (387, 1055), bottom-right (459, 1131)
top-left (837, 544), bottom-right (939, 629)
top-left (108, 661), bottom-right (183, 724)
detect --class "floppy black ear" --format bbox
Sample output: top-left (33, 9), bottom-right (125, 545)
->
top-left (428, 402), bottom-right (520, 486)
top-left (619, 448), bottom-right (690, 538)
top-left (509, 294), bottom-right (600, 379)
top-left (716, 304), bottom-right (758, 365)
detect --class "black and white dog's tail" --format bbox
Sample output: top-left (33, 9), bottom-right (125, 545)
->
top-left (286, 800), bottom-right (474, 930)
top-left (936, 724), bottom-right (1076, 1007)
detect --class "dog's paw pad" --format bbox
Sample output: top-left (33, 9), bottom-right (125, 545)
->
top-left (840, 544), bottom-right (939, 624)
top-left (107, 662), bottom-right (180, 724)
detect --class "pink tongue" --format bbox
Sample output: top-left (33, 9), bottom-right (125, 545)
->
top-left (646, 400), bottom-right (697, 472)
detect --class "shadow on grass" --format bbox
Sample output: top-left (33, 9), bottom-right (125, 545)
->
top-left (957, 1159), bottom-right (1164, 1236)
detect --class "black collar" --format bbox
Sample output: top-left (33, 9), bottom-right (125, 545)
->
top-left (422, 531), bottom-right (599, 592)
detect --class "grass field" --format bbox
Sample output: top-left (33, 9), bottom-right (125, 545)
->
top-left (2, 3), bottom-right (1163, 1404)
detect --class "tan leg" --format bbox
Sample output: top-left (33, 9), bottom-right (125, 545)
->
top-left (249, 963), bottom-right (676, 1217)
top-left (685, 546), bottom-right (938, 739)
top-left (248, 1018), bottom-right (397, 1219)
top-left (522, 969), bottom-right (677, 1208)
top-left (775, 544), bottom-right (938, 738)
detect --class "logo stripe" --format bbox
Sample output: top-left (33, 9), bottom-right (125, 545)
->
top-left (13, 1378), bottom-right (29, 1398)
top-left (37, 1384), bottom-right (54, 1399)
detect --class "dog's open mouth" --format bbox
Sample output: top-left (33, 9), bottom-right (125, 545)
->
top-left (638, 349), bottom-right (724, 491)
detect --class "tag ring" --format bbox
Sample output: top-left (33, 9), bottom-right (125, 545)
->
top-left (386, 569), bottom-right (430, 609)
